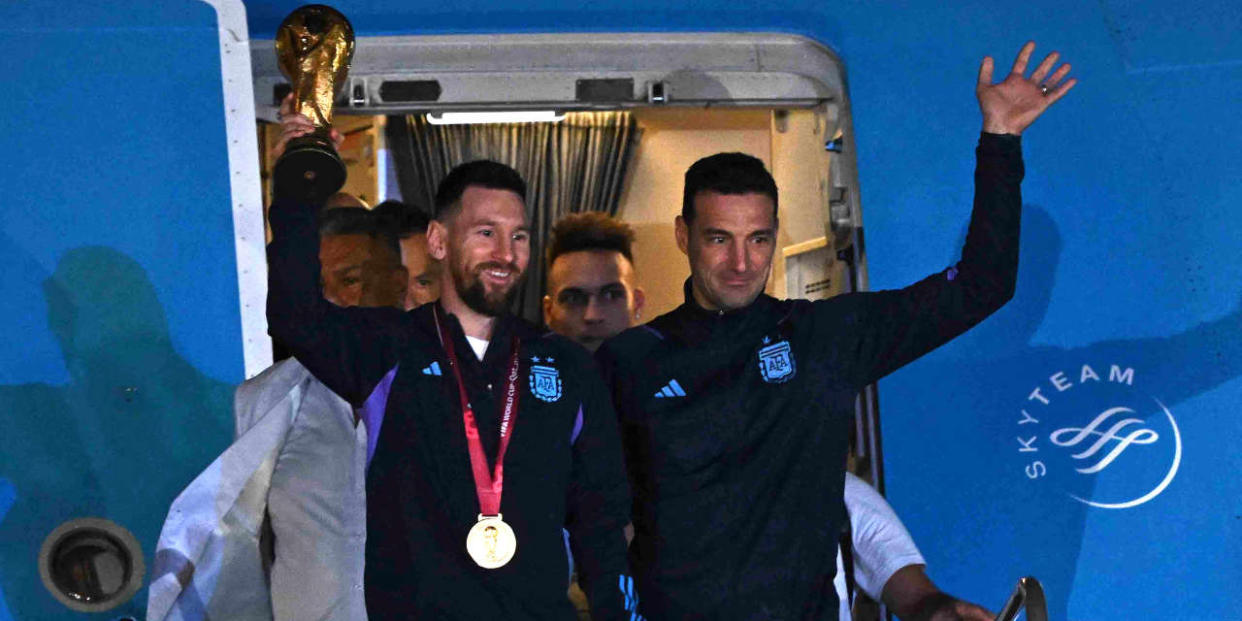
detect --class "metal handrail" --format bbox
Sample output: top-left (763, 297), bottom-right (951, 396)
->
top-left (993, 576), bottom-right (1048, 621)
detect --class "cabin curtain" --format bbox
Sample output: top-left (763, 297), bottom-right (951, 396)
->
top-left (385, 112), bottom-right (640, 323)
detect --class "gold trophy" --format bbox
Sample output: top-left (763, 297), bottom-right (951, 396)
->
top-left (273, 4), bottom-right (355, 202)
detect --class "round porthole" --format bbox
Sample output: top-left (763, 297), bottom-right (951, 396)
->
top-left (38, 518), bottom-right (145, 613)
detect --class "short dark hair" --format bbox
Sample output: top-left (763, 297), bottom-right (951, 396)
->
top-left (546, 212), bottom-right (636, 268)
top-left (373, 199), bottom-right (431, 239)
top-left (433, 160), bottom-right (527, 220)
top-left (318, 206), bottom-right (373, 238)
top-left (682, 152), bottom-right (778, 223)
top-left (317, 207), bottom-right (400, 259)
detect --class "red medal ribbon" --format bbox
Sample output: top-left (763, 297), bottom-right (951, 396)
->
top-left (434, 307), bottom-right (522, 516)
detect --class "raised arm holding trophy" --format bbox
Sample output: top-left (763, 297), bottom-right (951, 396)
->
top-left (261, 3), bottom-right (640, 617)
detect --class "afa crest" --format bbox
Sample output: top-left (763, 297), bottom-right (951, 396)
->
top-left (529, 358), bottom-right (563, 403)
top-left (757, 338), bottom-right (796, 383)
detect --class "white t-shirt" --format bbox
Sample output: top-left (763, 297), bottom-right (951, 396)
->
top-left (465, 336), bottom-right (489, 361)
top-left (834, 472), bottom-right (926, 621)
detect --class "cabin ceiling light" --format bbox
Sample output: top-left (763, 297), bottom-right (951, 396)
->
top-left (426, 111), bottom-right (566, 125)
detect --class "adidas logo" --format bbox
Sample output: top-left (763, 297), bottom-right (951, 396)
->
top-left (421, 362), bottom-right (442, 376)
top-left (653, 379), bottom-right (686, 398)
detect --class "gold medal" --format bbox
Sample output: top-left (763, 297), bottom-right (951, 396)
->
top-left (466, 514), bottom-right (517, 569)
top-left (436, 310), bottom-right (522, 571)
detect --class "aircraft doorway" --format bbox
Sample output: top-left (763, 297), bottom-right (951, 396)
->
top-left (247, 29), bottom-right (880, 488)
top-left (245, 32), bottom-right (885, 615)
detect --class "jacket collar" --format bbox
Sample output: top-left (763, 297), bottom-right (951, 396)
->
top-left (679, 278), bottom-right (778, 319)
top-left (662, 278), bottom-right (780, 344)
top-left (422, 302), bottom-right (540, 368)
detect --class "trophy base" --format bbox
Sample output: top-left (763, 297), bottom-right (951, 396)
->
top-left (273, 134), bottom-right (347, 204)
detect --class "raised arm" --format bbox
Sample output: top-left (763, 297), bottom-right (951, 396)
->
top-left (829, 42), bottom-right (1076, 387)
top-left (266, 97), bottom-right (408, 405)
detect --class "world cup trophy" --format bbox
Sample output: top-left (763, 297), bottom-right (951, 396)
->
top-left (273, 4), bottom-right (355, 202)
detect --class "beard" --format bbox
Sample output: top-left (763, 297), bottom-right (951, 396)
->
top-left (453, 260), bottom-right (523, 317)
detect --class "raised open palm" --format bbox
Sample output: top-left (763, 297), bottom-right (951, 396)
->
top-left (978, 41), bottom-right (1076, 135)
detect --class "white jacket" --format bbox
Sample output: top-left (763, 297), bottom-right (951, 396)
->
top-left (147, 358), bottom-right (367, 621)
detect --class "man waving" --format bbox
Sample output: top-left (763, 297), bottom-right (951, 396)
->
top-left (597, 42), bottom-right (1075, 620)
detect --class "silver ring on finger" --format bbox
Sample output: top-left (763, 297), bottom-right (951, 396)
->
top-left (1039, 83), bottom-right (1050, 96)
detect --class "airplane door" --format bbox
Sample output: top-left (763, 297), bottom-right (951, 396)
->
top-left (0, 1), bottom-right (252, 618)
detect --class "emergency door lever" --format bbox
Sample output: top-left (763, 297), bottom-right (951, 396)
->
top-left (993, 576), bottom-right (1047, 621)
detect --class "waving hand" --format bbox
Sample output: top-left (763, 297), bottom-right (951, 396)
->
top-left (978, 41), bottom-right (1076, 135)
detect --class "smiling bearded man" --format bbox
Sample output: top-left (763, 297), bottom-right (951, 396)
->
top-left (265, 159), bottom-right (640, 620)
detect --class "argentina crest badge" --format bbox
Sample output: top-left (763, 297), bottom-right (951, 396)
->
top-left (529, 356), bottom-right (563, 403)
top-left (757, 337), bottom-right (796, 383)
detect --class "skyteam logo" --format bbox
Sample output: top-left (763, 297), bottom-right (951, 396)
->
top-left (529, 356), bottom-right (562, 403)
top-left (1014, 363), bottom-right (1182, 509)
top-left (757, 337), bottom-right (796, 383)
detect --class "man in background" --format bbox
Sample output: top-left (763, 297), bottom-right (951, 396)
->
top-left (149, 108), bottom-right (422, 620)
top-left (542, 212), bottom-right (644, 617)
top-left (543, 212), bottom-right (644, 352)
top-left (374, 199), bottom-right (441, 309)
top-left (318, 205), bottom-right (407, 308)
